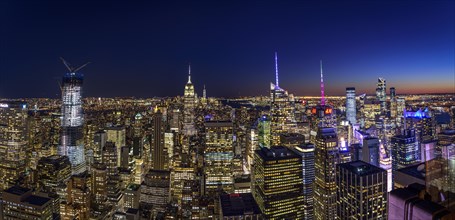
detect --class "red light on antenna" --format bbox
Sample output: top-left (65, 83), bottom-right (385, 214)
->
top-left (311, 107), bottom-right (317, 115)
top-left (324, 107), bottom-right (332, 115)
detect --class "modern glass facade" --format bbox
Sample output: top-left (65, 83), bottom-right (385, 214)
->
top-left (345, 87), bottom-right (356, 125)
top-left (293, 144), bottom-right (315, 220)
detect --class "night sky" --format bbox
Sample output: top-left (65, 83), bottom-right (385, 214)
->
top-left (0, 0), bottom-right (454, 98)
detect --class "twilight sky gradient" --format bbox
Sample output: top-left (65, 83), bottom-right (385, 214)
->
top-left (0, 0), bottom-right (454, 98)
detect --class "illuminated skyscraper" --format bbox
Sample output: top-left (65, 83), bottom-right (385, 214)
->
top-left (314, 127), bottom-right (339, 220)
top-left (391, 129), bottom-right (418, 186)
top-left (183, 64), bottom-right (197, 137)
top-left (140, 170), bottom-right (171, 218)
top-left (37, 155), bottom-right (72, 193)
top-left (376, 77), bottom-right (387, 114)
top-left (252, 146), bottom-right (304, 219)
top-left (270, 52), bottom-right (296, 145)
top-left (396, 97), bottom-right (406, 124)
top-left (362, 137), bottom-right (380, 166)
top-left (102, 141), bottom-right (123, 208)
top-left (204, 121), bottom-right (234, 195)
top-left (66, 172), bottom-right (92, 220)
top-left (336, 160), bottom-right (388, 219)
top-left (257, 115), bottom-right (271, 148)
top-left (292, 144), bottom-right (315, 220)
top-left (0, 101), bottom-right (28, 190)
top-left (309, 61), bottom-right (336, 143)
top-left (404, 108), bottom-right (435, 144)
top-left (390, 87), bottom-right (398, 119)
top-left (59, 58), bottom-right (89, 175)
top-left (91, 163), bottom-right (109, 214)
top-left (390, 87), bottom-right (396, 100)
top-left (105, 126), bottom-right (126, 167)
top-left (150, 108), bottom-right (167, 170)
top-left (346, 87), bottom-right (356, 125)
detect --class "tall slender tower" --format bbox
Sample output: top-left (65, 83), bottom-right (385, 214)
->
top-left (376, 77), bottom-right (387, 114)
top-left (203, 84), bottom-right (206, 99)
top-left (269, 52), bottom-right (296, 145)
top-left (183, 64), bottom-right (196, 137)
top-left (59, 58), bottom-right (89, 175)
top-left (151, 107), bottom-right (167, 170)
top-left (313, 127), bottom-right (339, 220)
top-left (345, 87), bottom-right (356, 125)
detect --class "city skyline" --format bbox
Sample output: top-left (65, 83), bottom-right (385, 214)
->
top-left (1, 0), bottom-right (454, 98)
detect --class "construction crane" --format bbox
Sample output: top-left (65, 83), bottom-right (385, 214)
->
top-left (60, 57), bottom-right (90, 73)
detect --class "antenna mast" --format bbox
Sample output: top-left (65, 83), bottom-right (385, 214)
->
top-left (320, 60), bottom-right (325, 105)
top-left (275, 52), bottom-right (279, 88)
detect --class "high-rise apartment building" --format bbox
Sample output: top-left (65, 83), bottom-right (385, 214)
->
top-left (314, 127), bottom-right (339, 220)
top-left (346, 87), bottom-right (356, 125)
top-left (0, 101), bottom-right (28, 190)
top-left (252, 146), bottom-right (304, 219)
top-left (336, 160), bottom-right (388, 219)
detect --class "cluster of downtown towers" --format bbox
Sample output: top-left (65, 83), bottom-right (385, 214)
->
top-left (0, 58), bottom-right (454, 220)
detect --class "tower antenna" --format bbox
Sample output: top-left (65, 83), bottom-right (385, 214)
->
top-left (275, 52), bottom-right (279, 88)
top-left (188, 63), bottom-right (192, 83)
top-left (320, 59), bottom-right (325, 105)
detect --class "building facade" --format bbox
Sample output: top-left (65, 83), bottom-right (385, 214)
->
top-left (0, 101), bottom-right (28, 190)
top-left (252, 146), bottom-right (304, 219)
top-left (336, 160), bottom-right (388, 219)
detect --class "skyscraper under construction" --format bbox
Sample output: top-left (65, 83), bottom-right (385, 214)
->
top-left (59, 58), bottom-right (89, 175)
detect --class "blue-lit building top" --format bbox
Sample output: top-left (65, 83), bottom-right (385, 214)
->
top-left (404, 108), bottom-right (431, 119)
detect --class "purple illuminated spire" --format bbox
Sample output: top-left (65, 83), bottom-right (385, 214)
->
top-left (320, 60), bottom-right (325, 105)
top-left (275, 52), bottom-right (279, 88)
